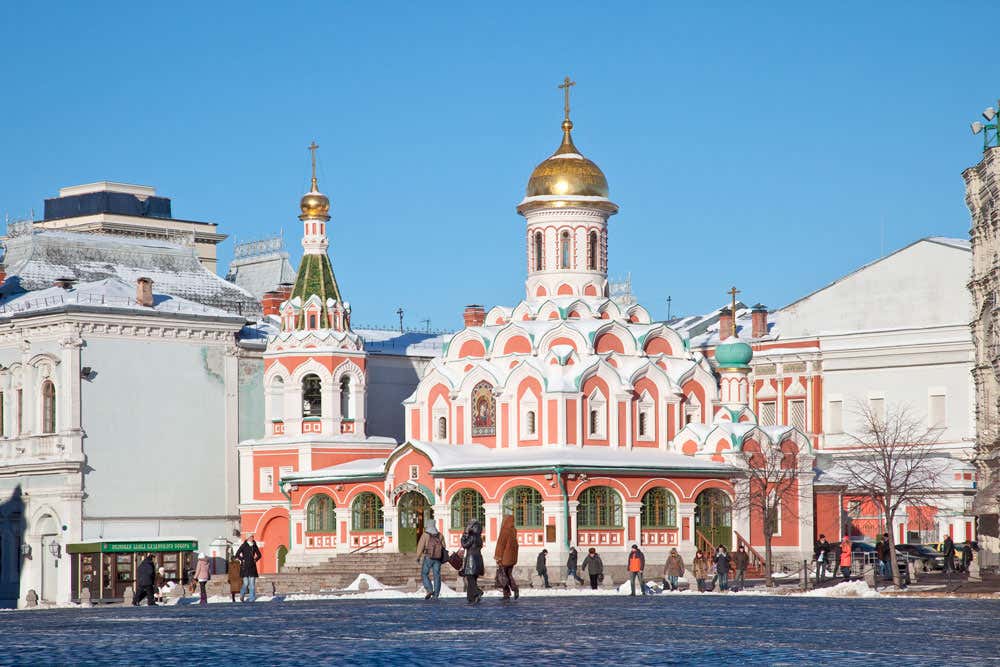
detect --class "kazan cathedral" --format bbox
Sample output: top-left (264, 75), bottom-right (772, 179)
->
top-left (238, 92), bottom-right (816, 576)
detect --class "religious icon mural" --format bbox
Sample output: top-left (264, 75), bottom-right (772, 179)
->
top-left (471, 381), bottom-right (496, 437)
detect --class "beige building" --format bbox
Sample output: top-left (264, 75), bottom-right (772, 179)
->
top-left (963, 145), bottom-right (1000, 559)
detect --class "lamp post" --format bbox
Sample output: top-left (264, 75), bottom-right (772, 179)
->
top-left (970, 100), bottom-right (1000, 150)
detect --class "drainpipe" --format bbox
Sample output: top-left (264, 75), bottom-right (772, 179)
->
top-left (554, 466), bottom-right (570, 550)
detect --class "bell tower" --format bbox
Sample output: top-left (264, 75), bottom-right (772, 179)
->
top-left (517, 77), bottom-right (618, 301)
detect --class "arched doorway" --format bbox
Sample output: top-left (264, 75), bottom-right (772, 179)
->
top-left (258, 514), bottom-right (289, 575)
top-left (37, 514), bottom-right (59, 602)
top-left (397, 491), bottom-right (431, 553)
top-left (695, 489), bottom-right (732, 551)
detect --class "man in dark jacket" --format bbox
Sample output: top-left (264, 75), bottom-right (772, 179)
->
top-left (732, 545), bottom-right (749, 591)
top-left (814, 535), bottom-right (831, 582)
top-left (581, 548), bottom-right (603, 590)
top-left (236, 535), bottom-right (263, 602)
top-left (536, 549), bottom-right (551, 588)
top-left (131, 554), bottom-right (157, 606)
top-left (942, 534), bottom-right (956, 574)
top-left (566, 546), bottom-right (584, 585)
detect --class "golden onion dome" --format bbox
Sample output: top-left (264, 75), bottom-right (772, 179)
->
top-left (525, 120), bottom-right (609, 199)
top-left (299, 177), bottom-right (330, 221)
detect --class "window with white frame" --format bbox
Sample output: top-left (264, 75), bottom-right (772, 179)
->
top-left (259, 467), bottom-right (274, 494)
top-left (759, 401), bottom-right (777, 426)
top-left (869, 396), bottom-right (886, 422)
top-left (929, 391), bottom-right (946, 429)
top-left (684, 394), bottom-right (701, 425)
top-left (432, 395), bottom-right (448, 442)
top-left (788, 399), bottom-right (806, 432)
top-left (827, 399), bottom-right (843, 434)
top-left (520, 394), bottom-right (539, 439)
top-left (587, 389), bottom-right (606, 438)
top-left (637, 391), bottom-right (654, 440)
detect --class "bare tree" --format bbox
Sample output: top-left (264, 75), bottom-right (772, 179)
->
top-left (730, 436), bottom-right (807, 587)
top-left (840, 401), bottom-right (945, 587)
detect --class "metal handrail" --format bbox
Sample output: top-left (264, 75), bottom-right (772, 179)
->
top-left (348, 537), bottom-right (384, 555)
top-left (733, 530), bottom-right (766, 572)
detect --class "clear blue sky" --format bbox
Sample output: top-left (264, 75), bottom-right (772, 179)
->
top-left (0, 2), bottom-right (988, 330)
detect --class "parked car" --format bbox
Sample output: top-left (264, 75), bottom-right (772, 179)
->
top-left (894, 544), bottom-right (945, 571)
top-left (928, 541), bottom-right (970, 570)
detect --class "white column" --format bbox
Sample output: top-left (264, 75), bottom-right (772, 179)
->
top-left (776, 363), bottom-right (785, 425)
top-left (624, 501), bottom-right (642, 548)
top-left (678, 501), bottom-right (697, 558)
top-left (541, 499), bottom-right (568, 570)
top-left (557, 396), bottom-right (567, 445)
top-left (609, 396), bottom-right (620, 449)
top-left (321, 376), bottom-right (336, 434)
top-left (354, 384), bottom-right (366, 437)
top-left (731, 479), bottom-right (751, 546)
top-left (290, 509), bottom-right (306, 551)
top-left (223, 344), bottom-right (240, 521)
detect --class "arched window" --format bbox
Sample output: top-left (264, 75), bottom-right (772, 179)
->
top-left (437, 416), bottom-right (448, 440)
top-left (587, 230), bottom-right (598, 270)
top-left (560, 231), bottom-right (571, 269)
top-left (340, 375), bottom-right (352, 419)
top-left (502, 486), bottom-right (543, 528)
top-left (578, 486), bottom-right (623, 528)
top-left (641, 488), bottom-right (677, 528)
top-left (41, 380), bottom-right (55, 434)
top-left (306, 494), bottom-right (336, 533)
top-left (526, 410), bottom-right (536, 435)
top-left (533, 231), bottom-right (543, 271)
top-left (351, 492), bottom-right (384, 532)
top-left (450, 489), bottom-right (485, 529)
top-left (302, 374), bottom-right (322, 418)
top-left (269, 376), bottom-right (284, 422)
top-left (638, 411), bottom-right (648, 437)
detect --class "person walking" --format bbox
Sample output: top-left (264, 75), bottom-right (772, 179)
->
top-left (839, 537), bottom-right (853, 581)
top-left (194, 553), bottom-right (211, 605)
top-left (692, 550), bottom-right (709, 593)
top-left (875, 534), bottom-right (890, 579)
top-left (662, 547), bottom-right (685, 591)
top-left (627, 544), bottom-right (646, 596)
top-left (236, 535), bottom-right (262, 603)
top-left (493, 514), bottom-right (520, 600)
top-left (416, 522), bottom-right (445, 600)
top-left (713, 545), bottom-right (731, 592)
top-left (227, 556), bottom-right (243, 603)
top-left (580, 547), bottom-right (604, 590)
top-left (535, 549), bottom-right (551, 588)
top-left (461, 520), bottom-right (485, 604)
top-left (154, 566), bottom-right (167, 604)
top-left (942, 534), bottom-right (956, 574)
top-left (814, 534), bottom-right (831, 582)
top-left (732, 545), bottom-right (749, 591)
top-left (961, 542), bottom-right (974, 572)
top-left (132, 553), bottom-right (157, 606)
top-left (566, 546), bottom-right (584, 585)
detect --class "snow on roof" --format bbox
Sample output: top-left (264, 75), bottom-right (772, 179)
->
top-left (668, 300), bottom-right (773, 349)
top-left (2, 229), bottom-right (260, 317)
top-left (225, 250), bottom-right (296, 299)
top-left (288, 440), bottom-right (735, 482)
top-left (926, 237), bottom-right (971, 251)
top-left (0, 277), bottom-right (243, 321)
top-left (234, 317), bottom-right (451, 356)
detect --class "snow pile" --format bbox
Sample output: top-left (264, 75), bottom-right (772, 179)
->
top-left (802, 580), bottom-right (880, 598)
top-left (344, 574), bottom-right (388, 591)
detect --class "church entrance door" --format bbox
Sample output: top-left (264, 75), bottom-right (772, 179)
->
top-left (397, 491), bottom-right (430, 553)
top-left (695, 489), bottom-right (732, 552)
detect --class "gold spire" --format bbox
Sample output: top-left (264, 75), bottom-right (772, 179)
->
top-left (555, 76), bottom-right (578, 155)
top-left (728, 286), bottom-right (740, 338)
top-left (300, 140), bottom-right (330, 221)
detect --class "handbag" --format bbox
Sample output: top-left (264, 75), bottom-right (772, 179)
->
top-left (495, 567), bottom-right (509, 589)
top-left (448, 549), bottom-right (465, 572)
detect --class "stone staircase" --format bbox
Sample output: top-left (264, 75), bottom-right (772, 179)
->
top-left (257, 552), bottom-right (424, 595)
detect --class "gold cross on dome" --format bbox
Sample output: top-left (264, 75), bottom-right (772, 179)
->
top-left (307, 141), bottom-right (319, 181)
top-left (558, 76), bottom-right (576, 121)
top-left (728, 286), bottom-right (740, 337)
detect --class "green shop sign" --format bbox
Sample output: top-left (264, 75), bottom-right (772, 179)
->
top-left (68, 540), bottom-right (198, 554)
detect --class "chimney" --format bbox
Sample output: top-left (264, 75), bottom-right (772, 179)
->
top-left (53, 277), bottom-right (77, 290)
top-left (751, 303), bottom-right (769, 338)
top-left (262, 283), bottom-right (294, 317)
top-left (718, 306), bottom-right (733, 341)
top-left (463, 304), bottom-right (486, 327)
top-left (136, 277), bottom-right (154, 307)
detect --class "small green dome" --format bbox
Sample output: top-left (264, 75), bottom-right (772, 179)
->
top-left (715, 340), bottom-right (753, 368)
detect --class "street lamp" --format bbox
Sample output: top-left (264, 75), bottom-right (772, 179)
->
top-left (20, 543), bottom-right (31, 560)
top-left (48, 542), bottom-right (61, 559)
top-left (970, 99), bottom-right (1000, 150)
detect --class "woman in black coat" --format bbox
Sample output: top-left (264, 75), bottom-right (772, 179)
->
top-left (461, 520), bottom-right (485, 604)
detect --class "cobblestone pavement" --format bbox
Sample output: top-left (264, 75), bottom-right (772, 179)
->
top-left (2, 595), bottom-right (999, 666)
